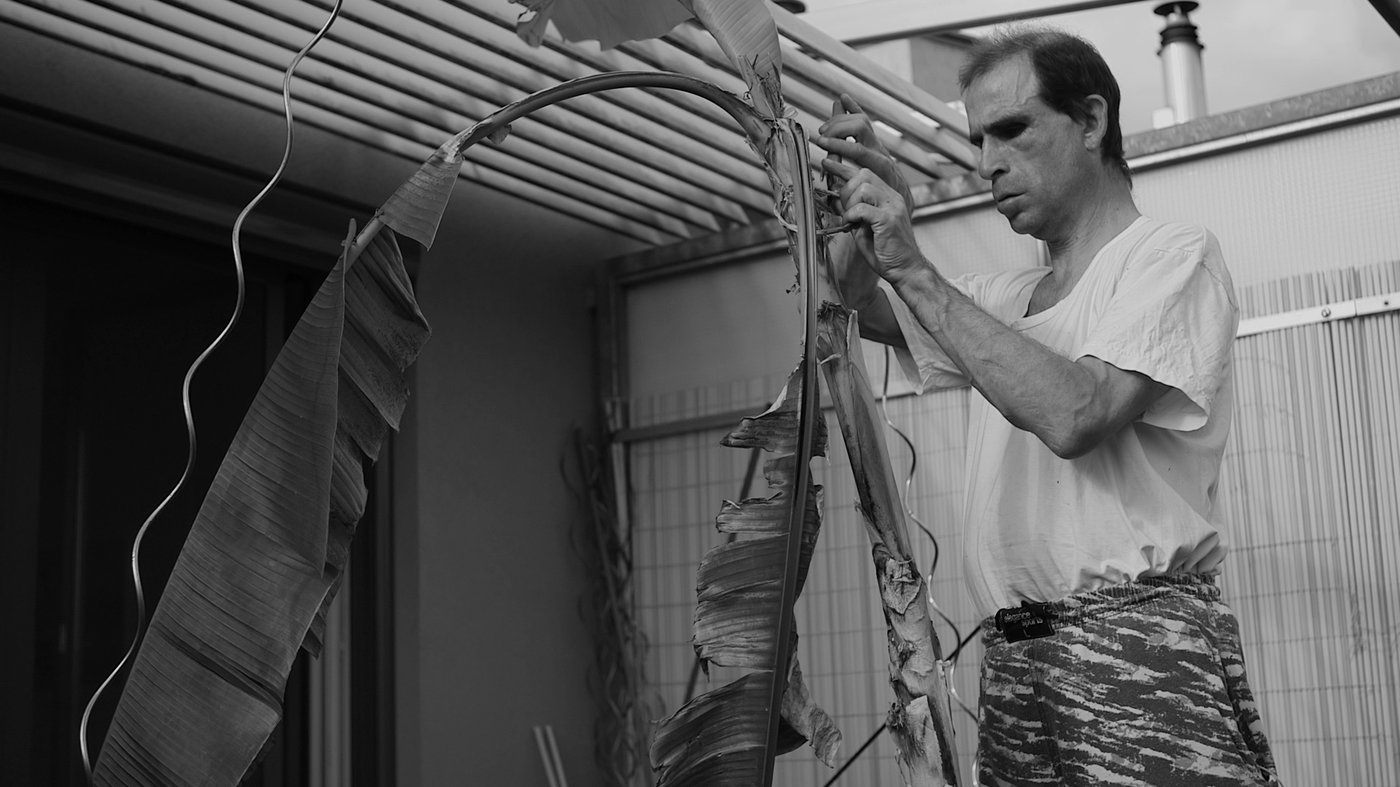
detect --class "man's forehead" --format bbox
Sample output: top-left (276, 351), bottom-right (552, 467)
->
top-left (963, 54), bottom-right (1044, 118)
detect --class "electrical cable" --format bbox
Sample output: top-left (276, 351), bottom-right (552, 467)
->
top-left (77, 2), bottom-right (346, 780)
top-left (821, 722), bottom-right (888, 787)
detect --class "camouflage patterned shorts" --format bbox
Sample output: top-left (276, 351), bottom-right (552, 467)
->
top-left (976, 575), bottom-right (1282, 786)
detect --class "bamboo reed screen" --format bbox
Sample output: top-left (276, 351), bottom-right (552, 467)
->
top-left (1218, 258), bottom-right (1400, 785)
top-left (628, 258), bottom-right (1400, 786)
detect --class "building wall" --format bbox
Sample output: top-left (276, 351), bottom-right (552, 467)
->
top-left (399, 211), bottom-right (614, 787)
top-left (1133, 113), bottom-right (1400, 290)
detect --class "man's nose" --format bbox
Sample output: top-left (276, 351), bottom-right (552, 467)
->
top-left (977, 141), bottom-right (1005, 181)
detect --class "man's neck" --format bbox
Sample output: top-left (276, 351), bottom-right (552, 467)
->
top-left (1023, 179), bottom-right (1139, 317)
top-left (1043, 181), bottom-right (1140, 278)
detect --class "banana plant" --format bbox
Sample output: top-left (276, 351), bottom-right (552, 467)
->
top-left (508, 7), bottom-right (965, 782)
top-left (89, 0), bottom-right (958, 783)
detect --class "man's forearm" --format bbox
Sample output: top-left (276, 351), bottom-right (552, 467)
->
top-left (887, 263), bottom-right (1140, 457)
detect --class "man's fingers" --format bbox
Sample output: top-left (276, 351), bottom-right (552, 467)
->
top-left (821, 156), bottom-right (859, 181)
top-left (836, 93), bottom-right (876, 145)
top-left (818, 94), bottom-right (879, 146)
top-left (813, 134), bottom-right (889, 175)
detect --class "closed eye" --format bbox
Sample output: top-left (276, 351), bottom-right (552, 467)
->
top-left (990, 120), bottom-right (1028, 140)
top-left (970, 118), bottom-right (1029, 149)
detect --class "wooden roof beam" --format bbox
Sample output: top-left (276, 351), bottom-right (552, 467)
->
top-left (661, 20), bottom-right (975, 174)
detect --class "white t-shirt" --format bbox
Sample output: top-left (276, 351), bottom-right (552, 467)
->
top-left (886, 217), bottom-right (1239, 618)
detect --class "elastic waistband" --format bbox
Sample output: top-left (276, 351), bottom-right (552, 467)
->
top-left (982, 574), bottom-right (1219, 643)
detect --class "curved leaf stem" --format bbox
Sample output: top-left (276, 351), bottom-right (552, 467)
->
top-left (340, 71), bottom-right (768, 277)
top-left (452, 71), bottom-right (770, 156)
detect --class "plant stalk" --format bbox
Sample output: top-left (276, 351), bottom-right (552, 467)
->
top-left (760, 117), bottom-right (824, 787)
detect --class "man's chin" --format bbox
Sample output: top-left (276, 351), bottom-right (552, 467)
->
top-left (1001, 210), bottom-right (1037, 236)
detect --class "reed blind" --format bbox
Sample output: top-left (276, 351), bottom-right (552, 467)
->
top-left (1218, 258), bottom-right (1400, 784)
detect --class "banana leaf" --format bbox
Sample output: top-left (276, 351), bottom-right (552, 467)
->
top-left (510, 0), bottom-right (784, 117)
top-left (650, 362), bottom-right (841, 785)
top-left (816, 304), bottom-right (962, 787)
top-left (90, 140), bottom-right (459, 786)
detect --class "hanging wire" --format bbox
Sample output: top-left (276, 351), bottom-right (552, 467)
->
top-left (78, 2), bottom-right (346, 780)
top-left (874, 346), bottom-right (977, 721)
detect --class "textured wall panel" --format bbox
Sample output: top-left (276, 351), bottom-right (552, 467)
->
top-left (1134, 114), bottom-right (1400, 289)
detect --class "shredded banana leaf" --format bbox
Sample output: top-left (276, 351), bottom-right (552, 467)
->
top-left (511, 0), bottom-right (692, 49)
top-left (684, 0), bottom-right (783, 118)
top-left (510, 0), bottom-right (783, 118)
top-left (650, 672), bottom-right (769, 784)
top-left (651, 362), bottom-right (841, 784)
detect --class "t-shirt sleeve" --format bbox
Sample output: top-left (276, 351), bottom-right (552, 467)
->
top-left (1078, 226), bottom-right (1238, 431)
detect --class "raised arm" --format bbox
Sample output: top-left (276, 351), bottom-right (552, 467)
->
top-left (821, 159), bottom-right (1166, 458)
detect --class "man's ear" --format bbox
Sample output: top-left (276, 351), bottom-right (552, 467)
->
top-left (1081, 94), bottom-right (1109, 152)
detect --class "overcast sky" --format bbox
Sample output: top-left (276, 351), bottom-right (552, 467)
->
top-left (803, 0), bottom-right (1400, 134)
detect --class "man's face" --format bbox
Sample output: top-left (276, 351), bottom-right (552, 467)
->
top-left (963, 54), bottom-right (1098, 241)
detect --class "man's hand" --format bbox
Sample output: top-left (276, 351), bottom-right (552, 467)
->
top-left (813, 94), bottom-right (913, 209)
top-left (821, 158), bottom-right (926, 285)
top-left (811, 94), bottom-right (917, 344)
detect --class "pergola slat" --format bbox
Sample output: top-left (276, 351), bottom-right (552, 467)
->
top-left (779, 41), bottom-right (974, 171)
top-left (188, 0), bottom-right (755, 224)
top-left (358, 0), bottom-right (775, 203)
top-left (316, 0), bottom-right (774, 213)
top-left (609, 27), bottom-right (948, 184)
top-left (5, 0), bottom-right (986, 246)
top-left (772, 4), bottom-right (976, 145)
top-left (445, 0), bottom-right (762, 165)
top-left (57, 0), bottom-right (719, 235)
top-left (661, 21), bottom-right (975, 176)
top-left (2, 2), bottom-right (676, 244)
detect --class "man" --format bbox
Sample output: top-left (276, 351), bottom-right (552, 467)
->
top-left (813, 27), bottom-right (1281, 786)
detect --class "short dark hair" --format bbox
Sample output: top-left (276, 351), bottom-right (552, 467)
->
top-left (959, 27), bottom-right (1131, 181)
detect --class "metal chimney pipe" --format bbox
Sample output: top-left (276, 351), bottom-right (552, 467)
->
top-left (1154, 2), bottom-right (1208, 124)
